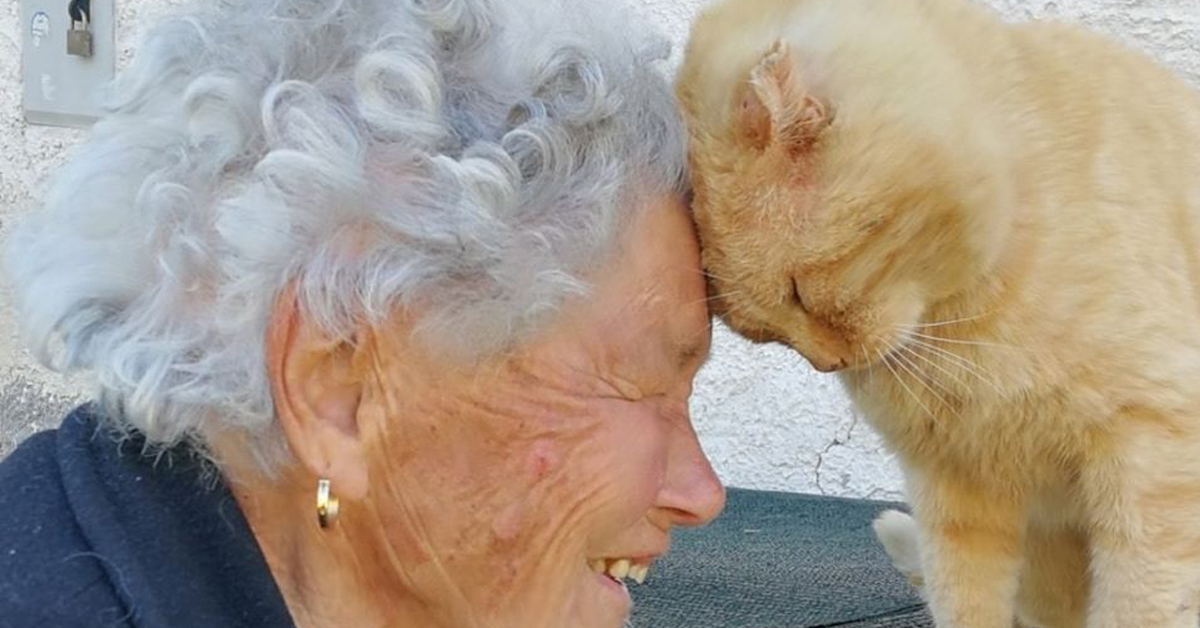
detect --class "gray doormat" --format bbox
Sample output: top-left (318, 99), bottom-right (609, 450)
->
top-left (629, 488), bottom-right (932, 628)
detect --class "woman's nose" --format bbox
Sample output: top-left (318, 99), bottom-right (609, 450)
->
top-left (655, 417), bottom-right (726, 527)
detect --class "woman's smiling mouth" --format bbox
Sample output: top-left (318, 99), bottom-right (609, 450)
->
top-left (588, 556), bottom-right (656, 587)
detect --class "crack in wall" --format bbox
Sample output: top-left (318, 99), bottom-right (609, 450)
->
top-left (813, 411), bottom-right (860, 495)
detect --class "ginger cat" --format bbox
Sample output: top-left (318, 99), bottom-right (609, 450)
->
top-left (676, 0), bottom-right (1200, 627)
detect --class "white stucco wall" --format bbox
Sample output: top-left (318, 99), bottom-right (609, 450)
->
top-left (2, 0), bottom-right (1198, 498)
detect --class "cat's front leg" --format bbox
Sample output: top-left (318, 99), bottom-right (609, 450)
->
top-left (909, 472), bottom-right (1025, 628)
top-left (1013, 523), bottom-right (1088, 628)
top-left (1083, 428), bottom-right (1200, 628)
top-left (1084, 508), bottom-right (1200, 628)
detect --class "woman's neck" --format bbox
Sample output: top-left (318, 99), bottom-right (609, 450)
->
top-left (217, 455), bottom-right (435, 628)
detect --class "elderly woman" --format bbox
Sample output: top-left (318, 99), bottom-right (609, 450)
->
top-left (0, 0), bottom-right (725, 626)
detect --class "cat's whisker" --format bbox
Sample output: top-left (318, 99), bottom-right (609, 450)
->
top-left (896, 310), bottom-right (998, 329)
top-left (721, 299), bottom-right (754, 320)
top-left (859, 344), bottom-right (875, 388)
top-left (700, 269), bottom-right (738, 284)
top-left (899, 341), bottom-right (968, 391)
top-left (907, 338), bottom-right (1006, 398)
top-left (890, 345), bottom-right (957, 417)
top-left (907, 337), bottom-right (989, 379)
top-left (876, 347), bottom-right (937, 421)
top-left (904, 330), bottom-right (1030, 352)
top-left (697, 290), bottom-right (745, 305)
top-left (896, 344), bottom-right (956, 392)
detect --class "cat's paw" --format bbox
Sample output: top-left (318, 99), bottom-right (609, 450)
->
top-left (873, 509), bottom-right (926, 599)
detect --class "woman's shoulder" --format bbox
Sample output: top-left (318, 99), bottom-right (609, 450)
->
top-left (0, 405), bottom-right (296, 628)
top-left (0, 406), bottom-right (132, 627)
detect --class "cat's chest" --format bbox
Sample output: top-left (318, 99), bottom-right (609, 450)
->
top-left (839, 365), bottom-right (1091, 482)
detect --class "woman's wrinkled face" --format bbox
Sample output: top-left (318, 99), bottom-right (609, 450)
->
top-left (355, 194), bottom-right (725, 628)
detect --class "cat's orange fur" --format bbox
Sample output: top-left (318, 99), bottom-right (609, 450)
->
top-left (677, 0), bottom-right (1200, 627)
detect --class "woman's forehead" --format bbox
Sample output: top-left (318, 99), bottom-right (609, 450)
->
top-left (589, 195), bottom-right (710, 369)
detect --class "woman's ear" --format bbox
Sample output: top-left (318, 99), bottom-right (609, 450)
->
top-left (266, 286), bottom-right (369, 500)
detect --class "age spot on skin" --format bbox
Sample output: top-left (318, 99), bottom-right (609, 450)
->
top-left (492, 501), bottom-right (525, 542)
top-left (528, 440), bottom-right (561, 480)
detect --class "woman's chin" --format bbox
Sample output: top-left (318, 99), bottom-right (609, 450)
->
top-left (595, 567), bottom-right (633, 605)
top-left (571, 566), bottom-right (632, 628)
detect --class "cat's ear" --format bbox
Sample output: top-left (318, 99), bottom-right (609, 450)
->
top-left (736, 40), bottom-right (832, 154)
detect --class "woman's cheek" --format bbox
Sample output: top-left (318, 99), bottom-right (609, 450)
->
top-left (558, 398), bottom-right (671, 535)
top-left (605, 402), bottom-right (671, 507)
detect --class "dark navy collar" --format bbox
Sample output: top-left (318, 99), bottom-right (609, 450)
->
top-left (54, 406), bottom-right (295, 628)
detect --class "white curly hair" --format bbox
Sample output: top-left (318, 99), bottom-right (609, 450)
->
top-left (4, 0), bottom-right (688, 470)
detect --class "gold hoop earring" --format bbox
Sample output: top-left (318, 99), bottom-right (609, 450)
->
top-left (316, 478), bottom-right (340, 529)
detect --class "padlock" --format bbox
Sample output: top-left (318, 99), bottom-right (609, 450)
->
top-left (67, 17), bottom-right (93, 58)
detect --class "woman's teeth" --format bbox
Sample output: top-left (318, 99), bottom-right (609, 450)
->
top-left (589, 558), bottom-right (650, 584)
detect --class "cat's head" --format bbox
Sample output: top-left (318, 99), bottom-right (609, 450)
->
top-left (677, 26), bottom-right (1014, 372)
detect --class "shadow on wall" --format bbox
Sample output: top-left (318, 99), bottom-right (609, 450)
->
top-left (0, 373), bottom-right (81, 459)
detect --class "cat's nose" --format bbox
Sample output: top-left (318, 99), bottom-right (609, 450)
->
top-left (809, 356), bottom-right (847, 373)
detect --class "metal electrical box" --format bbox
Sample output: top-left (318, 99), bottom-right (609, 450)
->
top-left (21, 0), bottom-right (116, 127)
